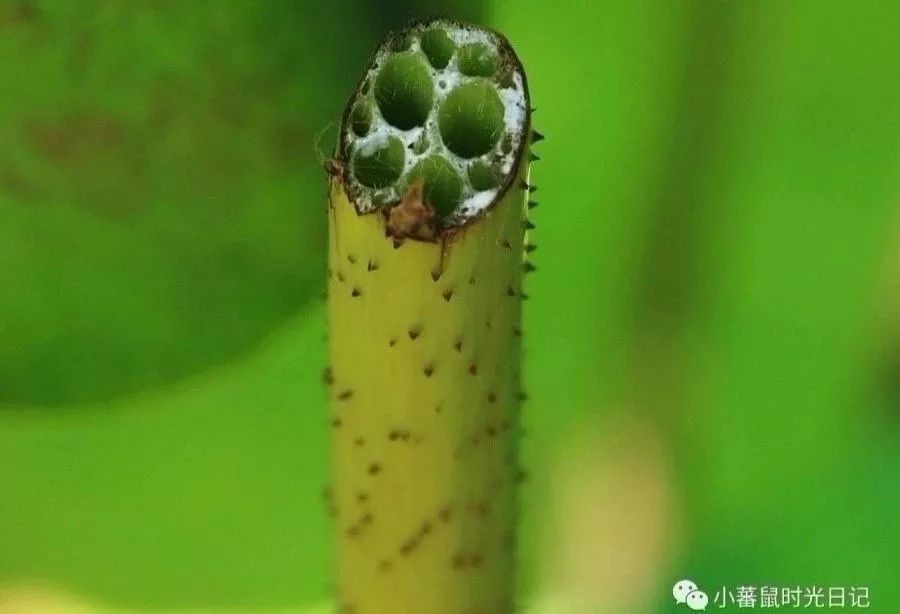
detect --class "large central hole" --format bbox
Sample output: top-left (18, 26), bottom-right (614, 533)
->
top-left (438, 79), bottom-right (504, 159)
top-left (374, 52), bottom-right (434, 130)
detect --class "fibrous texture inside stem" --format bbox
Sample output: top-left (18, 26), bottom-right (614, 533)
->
top-left (340, 20), bottom-right (529, 227)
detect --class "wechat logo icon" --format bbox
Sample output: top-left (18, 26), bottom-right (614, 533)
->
top-left (673, 579), bottom-right (709, 611)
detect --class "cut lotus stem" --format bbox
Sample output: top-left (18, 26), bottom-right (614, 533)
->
top-left (326, 18), bottom-right (536, 614)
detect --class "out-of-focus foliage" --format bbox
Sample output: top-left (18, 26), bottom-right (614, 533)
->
top-left (0, 1), bottom-right (346, 405)
top-left (0, 0), bottom-right (481, 406)
top-left (1, 0), bottom-right (899, 611)
top-left (498, 0), bottom-right (900, 610)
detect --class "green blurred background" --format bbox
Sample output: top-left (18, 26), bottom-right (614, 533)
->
top-left (1, 0), bottom-right (899, 612)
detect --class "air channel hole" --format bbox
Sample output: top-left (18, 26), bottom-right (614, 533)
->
top-left (350, 101), bottom-right (373, 137)
top-left (420, 27), bottom-right (455, 69)
top-left (468, 161), bottom-right (498, 191)
top-left (458, 43), bottom-right (498, 77)
top-left (352, 136), bottom-right (405, 189)
top-left (374, 51), bottom-right (434, 130)
top-left (439, 79), bottom-right (505, 159)
top-left (407, 155), bottom-right (463, 217)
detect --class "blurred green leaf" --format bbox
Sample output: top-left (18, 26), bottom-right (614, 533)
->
top-left (0, 1), bottom-right (370, 405)
top-left (0, 307), bottom-right (331, 608)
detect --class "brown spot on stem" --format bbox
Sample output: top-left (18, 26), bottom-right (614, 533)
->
top-left (345, 512), bottom-right (373, 538)
top-left (368, 462), bottom-right (382, 476)
top-left (350, 287), bottom-right (362, 297)
top-left (388, 428), bottom-right (411, 442)
top-left (385, 180), bottom-right (437, 241)
top-left (442, 289), bottom-right (453, 301)
top-left (337, 389), bottom-right (354, 401)
top-left (469, 363), bottom-right (478, 375)
top-left (347, 254), bottom-right (357, 264)
top-left (408, 327), bottom-right (421, 340)
top-left (423, 363), bottom-right (435, 377)
top-left (367, 259), bottom-right (379, 271)
top-left (399, 536), bottom-right (420, 556)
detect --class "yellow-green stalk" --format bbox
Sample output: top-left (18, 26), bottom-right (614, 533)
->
top-left (325, 19), bottom-right (538, 614)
